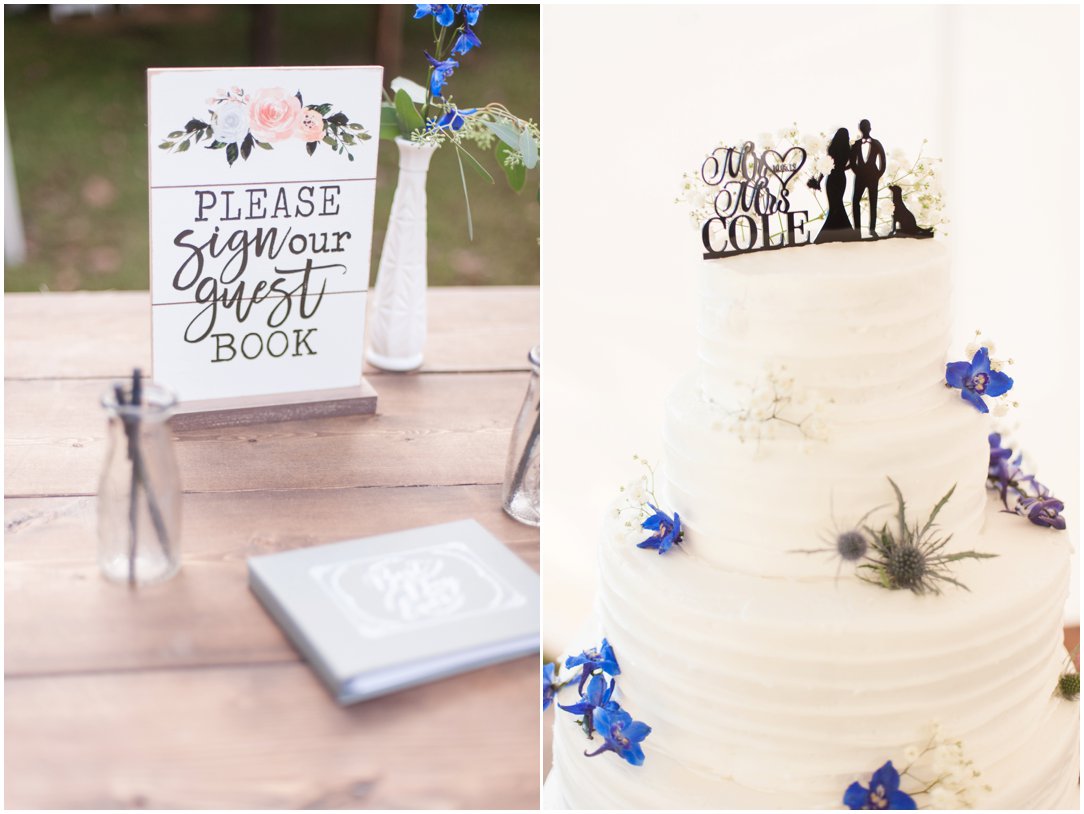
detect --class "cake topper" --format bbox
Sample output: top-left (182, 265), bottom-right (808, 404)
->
top-left (681, 120), bottom-right (946, 259)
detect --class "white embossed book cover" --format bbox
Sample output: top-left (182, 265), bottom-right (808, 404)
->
top-left (248, 519), bottom-right (539, 704)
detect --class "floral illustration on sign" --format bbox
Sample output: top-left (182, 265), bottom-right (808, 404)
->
top-left (159, 86), bottom-right (370, 166)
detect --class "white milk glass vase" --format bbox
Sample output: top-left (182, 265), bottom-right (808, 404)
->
top-left (366, 136), bottom-right (439, 372)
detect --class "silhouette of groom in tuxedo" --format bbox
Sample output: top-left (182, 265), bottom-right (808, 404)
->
top-left (850, 119), bottom-right (886, 237)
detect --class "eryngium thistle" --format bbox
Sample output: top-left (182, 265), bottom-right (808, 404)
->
top-left (1057, 672), bottom-right (1079, 700)
top-left (857, 478), bottom-right (997, 595)
top-left (836, 530), bottom-right (868, 561)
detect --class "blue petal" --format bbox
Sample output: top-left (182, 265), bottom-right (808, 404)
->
top-left (970, 347), bottom-right (991, 376)
top-left (435, 4), bottom-right (456, 26)
top-left (641, 514), bottom-right (664, 531)
top-left (984, 369), bottom-right (1013, 398)
top-left (414, 4), bottom-right (433, 20)
top-left (621, 743), bottom-right (646, 766)
top-left (623, 721), bottom-right (652, 742)
top-left (945, 361), bottom-right (970, 388)
top-left (842, 782), bottom-right (870, 810)
top-left (887, 790), bottom-right (917, 809)
top-left (960, 387), bottom-right (989, 413)
top-left (870, 762), bottom-right (901, 794)
top-left (558, 701), bottom-right (590, 715)
top-left (637, 537), bottom-right (660, 549)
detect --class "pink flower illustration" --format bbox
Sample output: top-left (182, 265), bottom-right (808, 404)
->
top-left (248, 87), bottom-right (301, 143)
top-left (296, 108), bottom-right (326, 142)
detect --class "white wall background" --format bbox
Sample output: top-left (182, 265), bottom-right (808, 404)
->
top-left (541, 3), bottom-right (1080, 653)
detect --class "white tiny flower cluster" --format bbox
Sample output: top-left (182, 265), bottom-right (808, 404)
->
top-left (878, 142), bottom-right (948, 233)
top-left (963, 329), bottom-right (1019, 416)
top-left (719, 363), bottom-right (830, 444)
top-left (898, 720), bottom-right (991, 809)
top-left (614, 455), bottom-right (660, 532)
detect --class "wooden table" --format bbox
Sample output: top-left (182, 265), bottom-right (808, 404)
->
top-left (5, 288), bottom-right (540, 809)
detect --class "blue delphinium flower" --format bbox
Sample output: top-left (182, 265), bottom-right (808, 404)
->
top-left (424, 52), bottom-right (459, 97)
top-left (451, 25), bottom-right (482, 55)
top-left (414, 4), bottom-right (456, 27)
top-left (585, 707), bottom-right (652, 766)
top-left (558, 673), bottom-right (618, 735)
top-left (456, 3), bottom-right (485, 25)
top-left (433, 106), bottom-right (476, 131)
top-left (637, 504), bottom-right (683, 554)
top-left (945, 347), bottom-right (1013, 414)
top-left (1016, 492), bottom-right (1067, 530)
top-left (542, 662), bottom-right (558, 711)
top-left (565, 638), bottom-right (621, 692)
top-left (843, 761), bottom-right (917, 810)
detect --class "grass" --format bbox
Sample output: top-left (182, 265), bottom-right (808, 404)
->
top-left (3, 4), bottom-right (539, 291)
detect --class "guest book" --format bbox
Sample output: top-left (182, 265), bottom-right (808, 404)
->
top-left (248, 519), bottom-right (539, 704)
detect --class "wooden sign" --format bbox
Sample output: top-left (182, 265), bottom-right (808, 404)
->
top-left (147, 66), bottom-right (383, 428)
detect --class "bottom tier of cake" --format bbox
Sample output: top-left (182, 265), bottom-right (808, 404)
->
top-left (546, 497), bottom-right (1079, 809)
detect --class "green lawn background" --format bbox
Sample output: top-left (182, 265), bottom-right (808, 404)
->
top-left (4, 4), bottom-right (540, 291)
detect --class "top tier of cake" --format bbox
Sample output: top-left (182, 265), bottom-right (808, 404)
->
top-left (662, 239), bottom-right (991, 576)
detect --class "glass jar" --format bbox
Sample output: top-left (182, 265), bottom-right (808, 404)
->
top-left (98, 380), bottom-right (182, 586)
top-left (502, 345), bottom-right (540, 526)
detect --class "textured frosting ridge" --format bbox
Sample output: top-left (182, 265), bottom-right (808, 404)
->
top-left (548, 240), bottom-right (1079, 809)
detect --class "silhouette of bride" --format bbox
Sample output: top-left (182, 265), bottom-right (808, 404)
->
top-left (814, 128), bottom-right (859, 244)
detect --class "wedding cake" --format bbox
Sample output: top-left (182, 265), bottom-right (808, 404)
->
top-left (543, 236), bottom-right (1079, 809)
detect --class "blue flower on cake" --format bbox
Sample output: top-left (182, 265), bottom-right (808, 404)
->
top-left (565, 638), bottom-right (621, 692)
top-left (844, 761), bottom-right (917, 810)
top-left (637, 504), bottom-right (683, 554)
top-left (985, 433), bottom-right (1067, 531)
top-left (584, 707), bottom-right (652, 767)
top-left (945, 346), bottom-right (1013, 414)
top-left (542, 662), bottom-right (560, 711)
top-left (558, 673), bottom-right (618, 736)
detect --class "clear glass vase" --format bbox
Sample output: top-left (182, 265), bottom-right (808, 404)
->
top-left (502, 346), bottom-right (540, 526)
top-left (97, 380), bottom-right (182, 586)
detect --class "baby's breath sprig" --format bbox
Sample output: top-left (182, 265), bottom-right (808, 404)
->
top-left (899, 721), bottom-right (991, 808)
top-left (615, 454), bottom-right (661, 527)
top-left (715, 363), bottom-right (830, 446)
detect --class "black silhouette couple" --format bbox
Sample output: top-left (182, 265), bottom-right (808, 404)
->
top-left (814, 119), bottom-right (886, 244)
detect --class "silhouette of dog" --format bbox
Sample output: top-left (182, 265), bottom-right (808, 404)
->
top-left (888, 185), bottom-right (934, 238)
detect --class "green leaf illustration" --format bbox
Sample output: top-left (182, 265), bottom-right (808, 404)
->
top-left (256, 140), bottom-right (272, 150)
top-left (306, 141), bottom-right (318, 157)
top-left (322, 134), bottom-right (337, 148)
top-left (159, 142), bottom-right (174, 150)
top-left (226, 142), bottom-right (238, 166)
top-left (177, 140), bottom-right (190, 153)
top-left (327, 112), bottom-right (348, 127)
top-left (240, 133), bottom-right (254, 161)
top-left (208, 141), bottom-right (227, 150)
top-left (168, 131), bottom-right (184, 139)
top-left (312, 103), bottom-right (333, 116)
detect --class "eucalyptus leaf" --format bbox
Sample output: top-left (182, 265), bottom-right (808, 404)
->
top-left (177, 140), bottom-right (190, 153)
top-left (482, 118), bottom-right (523, 150)
top-left (454, 147), bottom-right (474, 242)
top-left (168, 131), bottom-right (184, 139)
top-left (519, 130), bottom-right (539, 170)
top-left (455, 143), bottom-right (494, 184)
top-left (496, 143), bottom-right (526, 192)
top-left (394, 89), bottom-right (424, 136)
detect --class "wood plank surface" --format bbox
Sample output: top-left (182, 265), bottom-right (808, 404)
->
top-left (6, 656), bottom-right (539, 810)
top-left (4, 287), bottom-right (539, 379)
top-left (5, 372), bottom-right (529, 497)
top-left (6, 486), bottom-right (537, 676)
top-left (5, 288), bottom-right (541, 809)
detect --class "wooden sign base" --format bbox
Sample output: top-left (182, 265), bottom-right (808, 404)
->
top-left (171, 378), bottom-right (378, 432)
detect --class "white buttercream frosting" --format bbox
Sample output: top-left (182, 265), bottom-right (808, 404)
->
top-left (547, 240), bottom-right (1079, 809)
